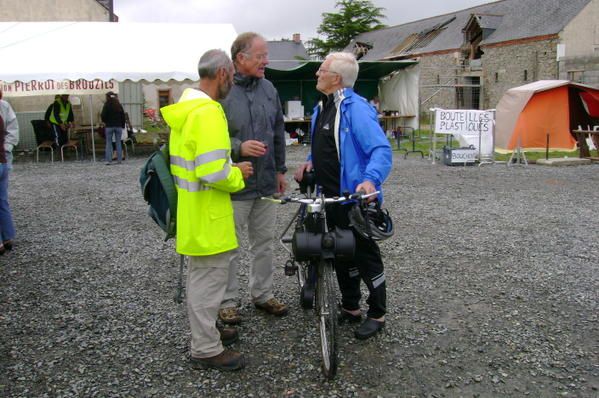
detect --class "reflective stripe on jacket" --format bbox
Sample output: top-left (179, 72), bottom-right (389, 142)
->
top-left (161, 88), bottom-right (245, 256)
top-left (49, 99), bottom-right (72, 125)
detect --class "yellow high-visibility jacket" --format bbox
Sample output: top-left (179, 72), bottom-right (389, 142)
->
top-left (161, 88), bottom-right (245, 256)
top-left (49, 99), bottom-right (72, 125)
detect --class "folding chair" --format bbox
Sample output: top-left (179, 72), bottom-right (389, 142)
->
top-left (61, 127), bottom-right (79, 161)
top-left (31, 120), bottom-right (55, 162)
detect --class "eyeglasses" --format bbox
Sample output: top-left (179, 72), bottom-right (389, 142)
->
top-left (317, 68), bottom-right (339, 75)
top-left (242, 52), bottom-right (268, 61)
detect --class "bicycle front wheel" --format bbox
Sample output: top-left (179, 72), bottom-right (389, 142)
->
top-left (316, 259), bottom-right (338, 378)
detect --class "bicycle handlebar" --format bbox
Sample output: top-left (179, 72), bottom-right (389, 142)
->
top-left (261, 191), bottom-right (379, 205)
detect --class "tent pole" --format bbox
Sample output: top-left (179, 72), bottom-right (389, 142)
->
top-left (478, 120), bottom-right (482, 162)
top-left (431, 109), bottom-right (436, 165)
top-left (88, 95), bottom-right (96, 162)
top-left (479, 110), bottom-right (495, 167)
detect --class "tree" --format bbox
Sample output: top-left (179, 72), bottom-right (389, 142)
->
top-left (307, 0), bottom-right (386, 59)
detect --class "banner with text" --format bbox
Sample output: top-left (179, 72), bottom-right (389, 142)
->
top-left (434, 109), bottom-right (494, 135)
top-left (434, 108), bottom-right (495, 157)
top-left (0, 79), bottom-right (118, 97)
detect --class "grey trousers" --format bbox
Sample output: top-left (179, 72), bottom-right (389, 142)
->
top-left (222, 198), bottom-right (277, 307)
top-left (187, 252), bottom-right (231, 358)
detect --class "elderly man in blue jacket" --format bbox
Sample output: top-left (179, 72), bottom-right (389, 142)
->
top-left (294, 52), bottom-right (392, 340)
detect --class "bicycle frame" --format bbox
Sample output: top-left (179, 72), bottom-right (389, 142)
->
top-left (266, 188), bottom-right (378, 379)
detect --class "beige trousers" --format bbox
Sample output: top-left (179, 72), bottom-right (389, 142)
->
top-left (187, 252), bottom-right (231, 358)
top-left (222, 198), bottom-right (277, 307)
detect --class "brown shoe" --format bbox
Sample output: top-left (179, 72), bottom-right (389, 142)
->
top-left (218, 326), bottom-right (238, 346)
top-left (190, 349), bottom-right (245, 371)
top-left (254, 298), bottom-right (288, 317)
top-left (218, 307), bottom-right (241, 325)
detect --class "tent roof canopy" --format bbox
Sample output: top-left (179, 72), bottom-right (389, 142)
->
top-left (509, 79), bottom-right (597, 93)
top-left (0, 22), bottom-right (237, 83)
top-left (265, 60), bottom-right (417, 81)
top-left (495, 80), bottom-right (599, 152)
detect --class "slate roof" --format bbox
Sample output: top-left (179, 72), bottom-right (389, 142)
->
top-left (347, 0), bottom-right (592, 60)
top-left (267, 40), bottom-right (310, 70)
top-left (96, 0), bottom-right (109, 11)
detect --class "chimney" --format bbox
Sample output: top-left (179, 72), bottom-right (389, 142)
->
top-left (292, 33), bottom-right (301, 43)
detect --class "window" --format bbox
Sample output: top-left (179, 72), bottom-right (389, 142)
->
top-left (456, 76), bottom-right (480, 109)
top-left (524, 70), bottom-right (528, 81)
top-left (437, 74), bottom-right (440, 84)
top-left (158, 89), bottom-right (171, 109)
top-left (567, 70), bottom-right (583, 83)
top-left (495, 72), bottom-right (499, 83)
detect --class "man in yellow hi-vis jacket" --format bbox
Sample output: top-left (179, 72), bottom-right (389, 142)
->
top-left (161, 49), bottom-right (253, 372)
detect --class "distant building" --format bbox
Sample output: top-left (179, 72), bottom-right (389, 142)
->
top-left (346, 0), bottom-right (598, 114)
top-left (0, 0), bottom-right (113, 22)
top-left (268, 33), bottom-right (310, 70)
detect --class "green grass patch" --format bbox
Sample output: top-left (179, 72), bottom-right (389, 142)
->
top-left (389, 130), bottom-right (591, 162)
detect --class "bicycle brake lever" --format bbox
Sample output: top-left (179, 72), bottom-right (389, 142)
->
top-left (350, 191), bottom-right (365, 200)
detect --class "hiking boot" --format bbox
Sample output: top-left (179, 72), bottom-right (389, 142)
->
top-left (354, 318), bottom-right (385, 340)
top-left (218, 326), bottom-right (239, 346)
top-left (190, 349), bottom-right (245, 371)
top-left (219, 307), bottom-right (241, 325)
top-left (254, 298), bottom-right (288, 317)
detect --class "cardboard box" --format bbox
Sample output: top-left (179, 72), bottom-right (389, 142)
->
top-left (285, 101), bottom-right (303, 119)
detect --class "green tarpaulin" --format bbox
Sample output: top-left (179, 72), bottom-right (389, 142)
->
top-left (265, 60), bottom-right (417, 116)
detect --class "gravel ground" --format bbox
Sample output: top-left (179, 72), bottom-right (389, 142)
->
top-left (1, 146), bottom-right (598, 397)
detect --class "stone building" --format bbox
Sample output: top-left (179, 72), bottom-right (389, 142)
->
top-left (346, 0), bottom-right (598, 117)
top-left (0, 0), bottom-right (113, 22)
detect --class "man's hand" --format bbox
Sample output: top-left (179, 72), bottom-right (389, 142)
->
top-left (294, 161), bottom-right (313, 182)
top-left (276, 172), bottom-right (287, 194)
top-left (240, 140), bottom-right (267, 157)
top-left (235, 161), bottom-right (254, 179)
top-left (355, 180), bottom-right (377, 202)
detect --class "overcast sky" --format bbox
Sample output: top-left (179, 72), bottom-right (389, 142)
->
top-left (115, 0), bottom-right (492, 41)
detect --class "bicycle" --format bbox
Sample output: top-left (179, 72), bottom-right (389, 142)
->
top-left (263, 175), bottom-right (378, 379)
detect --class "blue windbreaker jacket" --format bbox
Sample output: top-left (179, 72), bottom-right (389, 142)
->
top-left (308, 88), bottom-right (392, 202)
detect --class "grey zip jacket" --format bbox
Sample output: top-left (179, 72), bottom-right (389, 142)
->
top-left (220, 73), bottom-right (287, 200)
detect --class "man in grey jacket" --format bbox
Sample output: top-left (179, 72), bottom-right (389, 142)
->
top-left (218, 32), bottom-right (288, 324)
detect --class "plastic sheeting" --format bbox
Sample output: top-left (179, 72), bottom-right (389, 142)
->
top-left (378, 65), bottom-right (419, 127)
top-left (0, 22), bottom-right (237, 83)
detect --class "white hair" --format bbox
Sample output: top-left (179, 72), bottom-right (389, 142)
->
top-left (198, 49), bottom-right (233, 79)
top-left (326, 52), bottom-right (359, 88)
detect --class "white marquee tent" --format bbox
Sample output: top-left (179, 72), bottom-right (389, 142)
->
top-left (0, 22), bottom-right (237, 160)
top-left (0, 22), bottom-right (237, 83)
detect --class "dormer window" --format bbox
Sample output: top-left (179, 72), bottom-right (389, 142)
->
top-left (462, 13), bottom-right (503, 60)
top-left (352, 41), bottom-right (373, 60)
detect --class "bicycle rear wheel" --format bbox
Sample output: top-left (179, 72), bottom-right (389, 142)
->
top-left (316, 259), bottom-right (338, 378)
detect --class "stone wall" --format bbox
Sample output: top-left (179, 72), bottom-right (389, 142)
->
top-left (481, 39), bottom-right (559, 108)
top-left (558, 55), bottom-right (599, 86)
top-left (418, 53), bottom-right (461, 113)
top-left (0, 0), bottom-right (109, 22)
